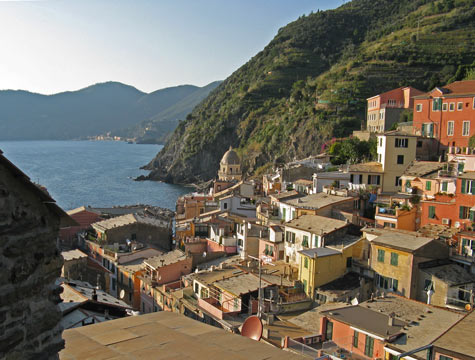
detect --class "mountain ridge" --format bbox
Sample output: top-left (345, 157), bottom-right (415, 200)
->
top-left (0, 81), bottom-right (220, 142)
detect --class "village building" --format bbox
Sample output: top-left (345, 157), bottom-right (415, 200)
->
top-left (59, 279), bottom-right (131, 329)
top-left (312, 171), bottom-right (350, 193)
top-left (236, 220), bottom-right (268, 259)
top-left (318, 295), bottom-right (464, 360)
top-left (284, 214), bottom-right (355, 265)
top-left (293, 178), bottom-right (313, 194)
top-left (349, 131), bottom-right (417, 193)
top-left (176, 193), bottom-right (215, 221)
top-left (366, 86), bottom-right (423, 133)
top-left (276, 191), bottom-right (355, 222)
top-left (366, 228), bottom-right (449, 299)
top-left (59, 206), bottom-right (102, 249)
top-left (412, 80), bottom-right (475, 155)
top-left (91, 213), bottom-right (172, 251)
top-left (217, 146), bottom-right (242, 182)
top-left (258, 225), bottom-right (285, 262)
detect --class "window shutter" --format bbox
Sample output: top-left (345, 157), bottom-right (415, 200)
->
top-left (368, 175), bottom-right (371, 184)
top-left (359, 174), bottom-right (363, 183)
top-left (459, 206), bottom-right (465, 219)
top-left (461, 179), bottom-right (467, 194)
top-left (350, 174), bottom-right (354, 183)
top-left (377, 176), bottom-right (381, 185)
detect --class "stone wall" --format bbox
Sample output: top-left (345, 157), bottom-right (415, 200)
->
top-left (0, 160), bottom-right (64, 359)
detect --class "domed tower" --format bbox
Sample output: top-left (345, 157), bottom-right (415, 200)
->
top-left (218, 146), bottom-right (242, 181)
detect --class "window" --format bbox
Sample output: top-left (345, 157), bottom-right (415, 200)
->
top-left (379, 137), bottom-right (383, 146)
top-left (304, 257), bottom-right (308, 269)
top-left (428, 206), bottom-right (436, 219)
top-left (441, 181), bottom-right (448, 192)
top-left (377, 249), bottom-right (385, 262)
top-left (426, 181), bottom-right (431, 191)
top-left (112, 278), bottom-right (116, 291)
top-left (422, 123), bottom-right (434, 137)
top-left (416, 103), bottom-right (422, 112)
top-left (194, 282), bottom-right (199, 294)
top-left (391, 252), bottom-right (398, 266)
top-left (364, 335), bottom-right (374, 357)
top-left (368, 175), bottom-right (381, 185)
top-left (432, 98), bottom-right (442, 111)
top-left (457, 102), bottom-right (463, 111)
top-left (461, 179), bottom-right (474, 194)
top-left (397, 155), bottom-right (404, 164)
top-left (282, 208), bottom-right (286, 220)
top-left (223, 202), bottom-right (228, 210)
top-left (128, 277), bottom-right (132, 289)
top-left (393, 279), bottom-right (398, 291)
top-left (376, 274), bottom-right (398, 291)
top-left (353, 330), bottom-right (359, 348)
top-left (303, 279), bottom-right (307, 293)
top-left (395, 138), bottom-right (408, 148)
top-left (292, 210), bottom-right (296, 220)
top-left (325, 320), bottom-right (333, 340)
top-left (302, 235), bottom-right (309, 247)
top-left (442, 103), bottom-right (448, 111)
top-left (395, 176), bottom-right (401, 187)
top-left (447, 121), bottom-right (454, 136)
top-left (440, 356), bottom-right (453, 360)
top-left (120, 271), bottom-right (124, 284)
top-left (346, 257), bottom-right (352, 268)
top-left (459, 206), bottom-right (472, 220)
top-left (462, 121), bottom-right (470, 136)
top-left (388, 99), bottom-right (396, 106)
top-left (384, 222), bottom-right (396, 228)
top-left (131, 233), bottom-right (136, 240)
top-left (449, 102), bottom-right (455, 111)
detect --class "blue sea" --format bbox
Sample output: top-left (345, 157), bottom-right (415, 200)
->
top-left (0, 140), bottom-right (190, 211)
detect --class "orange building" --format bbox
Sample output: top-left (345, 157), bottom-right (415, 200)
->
top-left (420, 173), bottom-right (474, 229)
top-left (366, 86), bottom-right (423, 133)
top-left (413, 80), bottom-right (475, 154)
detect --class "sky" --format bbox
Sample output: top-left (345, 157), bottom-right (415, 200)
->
top-left (0, 0), bottom-right (345, 94)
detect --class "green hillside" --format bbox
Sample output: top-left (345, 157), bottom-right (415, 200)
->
top-left (146, 0), bottom-right (475, 184)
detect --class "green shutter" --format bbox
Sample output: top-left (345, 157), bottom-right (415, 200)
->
top-left (391, 253), bottom-right (398, 266)
top-left (442, 182), bottom-right (448, 192)
top-left (393, 278), bottom-right (398, 291)
top-left (461, 179), bottom-right (467, 194)
top-left (353, 331), bottom-right (359, 348)
top-left (460, 206), bottom-right (465, 219)
top-left (429, 206), bottom-right (436, 219)
top-left (426, 181), bottom-right (431, 190)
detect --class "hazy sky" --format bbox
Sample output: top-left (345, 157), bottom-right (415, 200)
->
top-left (0, 0), bottom-right (344, 94)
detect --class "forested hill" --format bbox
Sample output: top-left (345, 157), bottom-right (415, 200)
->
top-left (0, 81), bottom-right (219, 142)
top-left (145, 0), bottom-right (475, 184)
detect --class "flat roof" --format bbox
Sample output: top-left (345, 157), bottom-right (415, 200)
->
top-left (298, 247), bottom-right (341, 258)
top-left (92, 213), bottom-right (168, 232)
top-left (349, 161), bottom-right (383, 173)
top-left (432, 311), bottom-right (475, 358)
top-left (421, 263), bottom-right (475, 286)
top-left (187, 268), bottom-right (240, 285)
top-left (366, 228), bottom-right (436, 252)
top-left (283, 193), bottom-right (353, 210)
top-left (285, 214), bottom-right (349, 234)
top-left (144, 249), bottom-right (188, 270)
top-left (213, 272), bottom-right (264, 297)
top-left (60, 311), bottom-right (306, 359)
top-left (288, 302), bottom-right (351, 334)
top-left (459, 171), bottom-right (475, 180)
top-left (403, 161), bottom-right (444, 178)
top-left (270, 190), bottom-right (302, 200)
top-left (359, 295), bottom-right (464, 354)
top-left (62, 249), bottom-right (88, 262)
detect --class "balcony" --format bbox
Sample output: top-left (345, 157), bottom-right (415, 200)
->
top-left (197, 297), bottom-right (238, 320)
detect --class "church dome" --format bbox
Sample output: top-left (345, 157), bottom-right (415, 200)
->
top-left (220, 146), bottom-right (240, 165)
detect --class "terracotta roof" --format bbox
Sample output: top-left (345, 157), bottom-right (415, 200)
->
top-left (414, 80), bottom-right (475, 98)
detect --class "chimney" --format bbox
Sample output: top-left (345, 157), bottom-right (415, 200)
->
top-left (92, 288), bottom-right (98, 302)
top-left (388, 314), bottom-right (394, 327)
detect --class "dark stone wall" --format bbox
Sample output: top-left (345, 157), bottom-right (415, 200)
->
top-left (0, 163), bottom-right (64, 359)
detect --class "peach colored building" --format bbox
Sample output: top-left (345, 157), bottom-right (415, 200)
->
top-left (367, 86), bottom-right (423, 133)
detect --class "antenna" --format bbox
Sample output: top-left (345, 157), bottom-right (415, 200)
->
top-left (119, 289), bottom-right (125, 299)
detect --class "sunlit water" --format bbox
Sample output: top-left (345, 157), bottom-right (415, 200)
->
top-left (0, 140), bottom-right (190, 211)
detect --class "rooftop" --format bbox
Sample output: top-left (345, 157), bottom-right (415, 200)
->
top-left (285, 214), bottom-right (349, 235)
top-left (417, 224), bottom-right (460, 240)
top-left (288, 302), bottom-right (351, 334)
top-left (382, 130), bottom-right (418, 137)
top-left (349, 161), bottom-right (383, 173)
top-left (322, 305), bottom-right (407, 338)
top-left (317, 272), bottom-right (362, 295)
top-left (270, 190), bottom-right (302, 200)
top-left (403, 161), bottom-right (444, 178)
top-left (365, 228), bottom-right (436, 252)
top-left (144, 249), bottom-right (188, 270)
top-left (421, 263), bottom-right (475, 286)
top-left (213, 272), bottom-right (272, 297)
top-left (359, 295), bottom-right (464, 354)
top-left (187, 267), bottom-right (240, 285)
top-left (293, 179), bottom-right (313, 186)
top-left (92, 213), bottom-right (168, 232)
top-left (432, 311), bottom-right (475, 358)
top-left (59, 311), bottom-right (306, 359)
top-left (62, 249), bottom-right (88, 262)
top-left (459, 171), bottom-right (475, 180)
top-left (298, 247), bottom-right (341, 258)
top-left (283, 193), bottom-right (353, 210)
top-left (220, 146), bottom-right (241, 165)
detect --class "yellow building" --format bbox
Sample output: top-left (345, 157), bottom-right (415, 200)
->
top-left (298, 238), bottom-right (363, 299)
top-left (349, 131), bottom-right (417, 193)
top-left (218, 146), bottom-right (242, 181)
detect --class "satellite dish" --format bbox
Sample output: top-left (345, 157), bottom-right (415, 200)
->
top-left (202, 251), bottom-right (207, 258)
top-left (241, 316), bottom-right (263, 341)
top-left (119, 290), bottom-right (125, 299)
top-left (351, 297), bottom-right (359, 306)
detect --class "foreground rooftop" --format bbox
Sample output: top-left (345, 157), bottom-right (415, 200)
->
top-left (59, 311), bottom-right (305, 359)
